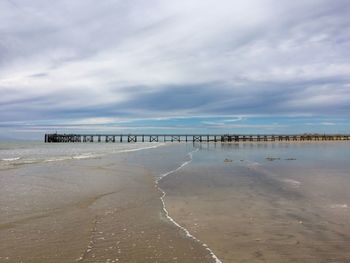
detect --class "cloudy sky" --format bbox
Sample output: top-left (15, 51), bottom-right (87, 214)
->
top-left (1, 0), bottom-right (350, 139)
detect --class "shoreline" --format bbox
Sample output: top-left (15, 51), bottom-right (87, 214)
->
top-left (156, 148), bottom-right (223, 263)
top-left (2, 142), bottom-right (350, 262)
top-left (0, 143), bottom-right (217, 262)
top-left (161, 143), bottom-right (350, 262)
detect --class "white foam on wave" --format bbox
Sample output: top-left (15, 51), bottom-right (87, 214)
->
top-left (72, 143), bottom-right (165, 159)
top-left (72, 153), bottom-right (103, 160)
top-left (330, 204), bottom-right (348, 209)
top-left (116, 143), bottom-right (165, 153)
top-left (2, 143), bottom-right (165, 167)
top-left (44, 156), bottom-right (73, 162)
top-left (156, 148), bottom-right (222, 263)
top-left (282, 179), bottom-right (301, 187)
top-left (1, 157), bottom-right (21, 162)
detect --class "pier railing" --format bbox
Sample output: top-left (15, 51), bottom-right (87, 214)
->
top-left (44, 134), bottom-right (350, 143)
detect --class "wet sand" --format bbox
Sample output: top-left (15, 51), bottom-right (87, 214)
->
top-left (2, 142), bottom-right (350, 262)
top-left (0, 145), bottom-right (214, 262)
top-left (161, 143), bottom-right (350, 262)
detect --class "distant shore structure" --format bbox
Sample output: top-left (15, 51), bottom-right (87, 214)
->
top-left (45, 133), bottom-right (350, 143)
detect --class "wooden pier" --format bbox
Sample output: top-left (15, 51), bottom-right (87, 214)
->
top-left (45, 133), bottom-right (350, 143)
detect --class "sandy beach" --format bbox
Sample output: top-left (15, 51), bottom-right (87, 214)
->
top-left (2, 0), bottom-right (349, 261)
top-left (0, 143), bottom-right (214, 262)
top-left (1, 142), bottom-right (350, 262)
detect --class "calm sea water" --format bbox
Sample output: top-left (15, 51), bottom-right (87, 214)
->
top-left (159, 142), bottom-right (350, 262)
top-left (1, 141), bottom-right (350, 262)
top-left (0, 141), bottom-right (164, 169)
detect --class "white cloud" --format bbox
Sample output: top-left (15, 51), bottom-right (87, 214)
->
top-left (0, 0), bottom-right (349, 123)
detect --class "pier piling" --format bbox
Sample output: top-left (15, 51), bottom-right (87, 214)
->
top-left (44, 134), bottom-right (350, 143)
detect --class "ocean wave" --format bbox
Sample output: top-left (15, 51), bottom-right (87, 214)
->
top-left (1, 157), bottom-right (21, 162)
top-left (330, 204), bottom-right (348, 209)
top-left (282, 178), bottom-right (301, 187)
top-left (72, 153), bottom-right (103, 160)
top-left (44, 156), bottom-right (74, 162)
top-left (0, 143), bottom-right (165, 168)
top-left (116, 143), bottom-right (165, 154)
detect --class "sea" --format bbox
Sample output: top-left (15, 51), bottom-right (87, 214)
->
top-left (0, 141), bottom-right (350, 262)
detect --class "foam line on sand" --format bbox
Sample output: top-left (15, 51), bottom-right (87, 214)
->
top-left (156, 148), bottom-right (223, 263)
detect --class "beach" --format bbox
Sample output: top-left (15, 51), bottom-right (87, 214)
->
top-left (1, 142), bottom-right (350, 262)
top-left (161, 142), bottom-right (350, 262)
top-left (0, 142), bottom-right (215, 262)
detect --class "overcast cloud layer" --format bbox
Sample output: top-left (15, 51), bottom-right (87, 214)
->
top-left (1, 0), bottom-right (350, 138)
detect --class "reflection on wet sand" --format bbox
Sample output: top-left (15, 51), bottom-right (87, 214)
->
top-left (161, 142), bottom-right (350, 262)
top-left (1, 142), bottom-right (350, 262)
top-left (0, 144), bottom-right (214, 263)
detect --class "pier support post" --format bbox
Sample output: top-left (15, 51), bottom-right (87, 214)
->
top-left (150, 136), bottom-right (158, 142)
top-left (193, 136), bottom-right (200, 142)
top-left (45, 133), bottom-right (349, 143)
top-left (171, 136), bottom-right (180, 142)
top-left (84, 136), bottom-right (93, 142)
top-left (128, 135), bottom-right (137, 143)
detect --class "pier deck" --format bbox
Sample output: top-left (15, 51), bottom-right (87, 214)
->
top-left (44, 134), bottom-right (350, 143)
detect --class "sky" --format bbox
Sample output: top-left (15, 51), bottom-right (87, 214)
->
top-left (0, 0), bottom-right (350, 139)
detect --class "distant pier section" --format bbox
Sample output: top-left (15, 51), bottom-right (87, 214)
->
top-left (45, 133), bottom-right (350, 143)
